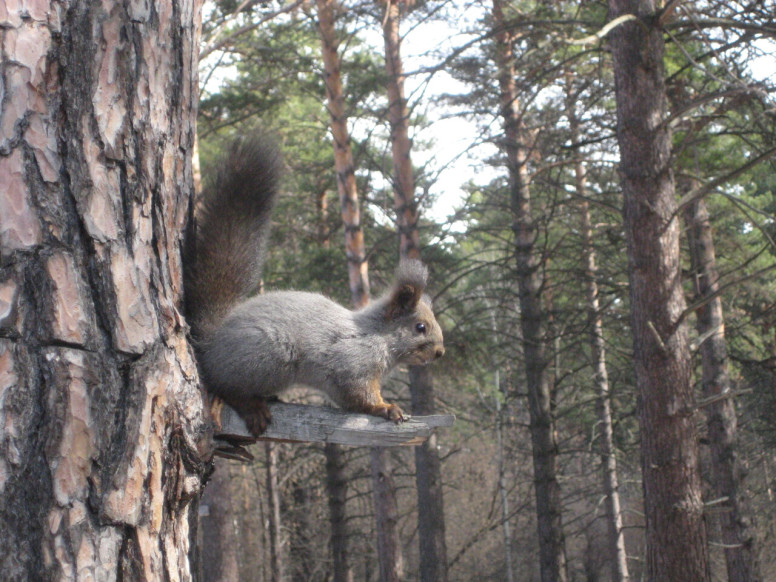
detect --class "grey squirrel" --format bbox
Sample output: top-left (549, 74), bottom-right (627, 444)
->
top-left (185, 138), bottom-right (445, 437)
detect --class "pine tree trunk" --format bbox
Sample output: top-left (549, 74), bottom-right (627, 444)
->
top-left (580, 196), bottom-right (630, 582)
top-left (684, 196), bottom-right (761, 582)
top-left (316, 4), bottom-right (367, 580)
top-left (0, 2), bottom-right (207, 580)
top-left (491, 2), bottom-right (568, 581)
top-left (607, 2), bottom-right (710, 579)
top-left (564, 73), bottom-right (630, 582)
top-left (409, 366), bottom-right (448, 581)
top-left (325, 443), bottom-right (354, 582)
top-left (381, 0), bottom-right (421, 259)
top-left (495, 377), bottom-right (516, 582)
top-left (265, 443), bottom-right (285, 582)
top-left (370, 448), bottom-right (403, 582)
top-left (381, 3), bottom-right (449, 580)
top-left (317, 0), bottom-right (370, 306)
top-left (201, 460), bottom-right (241, 582)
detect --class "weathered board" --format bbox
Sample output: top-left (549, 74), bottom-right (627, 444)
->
top-left (214, 401), bottom-right (455, 449)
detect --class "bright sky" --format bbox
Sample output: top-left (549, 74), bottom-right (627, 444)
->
top-left (398, 9), bottom-right (494, 223)
top-left (397, 15), bottom-right (775, 224)
top-left (200, 5), bottom-right (774, 226)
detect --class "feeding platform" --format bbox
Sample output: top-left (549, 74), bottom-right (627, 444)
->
top-left (211, 400), bottom-right (455, 460)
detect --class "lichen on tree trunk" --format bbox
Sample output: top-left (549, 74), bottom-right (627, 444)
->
top-left (0, 2), bottom-right (209, 580)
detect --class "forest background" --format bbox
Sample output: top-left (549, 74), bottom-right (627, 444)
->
top-left (196, 1), bottom-right (775, 581)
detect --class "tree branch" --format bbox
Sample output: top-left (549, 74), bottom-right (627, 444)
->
top-left (566, 14), bottom-right (642, 46)
top-left (200, 0), bottom-right (305, 60)
top-left (674, 145), bottom-right (776, 216)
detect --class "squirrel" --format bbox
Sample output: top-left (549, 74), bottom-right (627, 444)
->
top-left (184, 137), bottom-right (445, 437)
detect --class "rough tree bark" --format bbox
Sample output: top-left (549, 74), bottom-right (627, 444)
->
top-left (0, 2), bottom-right (208, 581)
top-left (381, 2), bottom-right (449, 580)
top-left (491, 2), bottom-right (568, 581)
top-left (607, 2), bottom-right (710, 579)
top-left (564, 73), bottom-right (630, 582)
top-left (684, 195), bottom-right (761, 582)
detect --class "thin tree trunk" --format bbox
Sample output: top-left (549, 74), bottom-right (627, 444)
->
top-left (564, 73), bottom-right (630, 582)
top-left (317, 187), bottom-right (331, 248)
top-left (495, 372), bottom-right (516, 582)
top-left (256, 467), bottom-right (271, 582)
top-left (291, 484), bottom-right (316, 580)
top-left (232, 465), bottom-right (265, 582)
top-left (607, 2), bottom-right (710, 580)
top-left (684, 195), bottom-right (761, 582)
top-left (265, 443), bottom-right (285, 582)
top-left (491, 2), bottom-right (568, 581)
top-left (370, 448), bottom-right (404, 582)
top-left (317, 0), bottom-right (369, 305)
top-left (325, 443), bottom-right (354, 582)
top-left (486, 307), bottom-right (515, 580)
top-left (381, 0), bottom-right (421, 260)
top-left (409, 366), bottom-right (448, 581)
top-left (381, 3), bottom-right (449, 580)
top-left (0, 2), bottom-right (207, 580)
top-left (201, 460), bottom-right (241, 582)
top-left (580, 195), bottom-right (630, 582)
top-left (315, 4), bottom-right (368, 580)
top-left (665, 75), bottom-right (762, 581)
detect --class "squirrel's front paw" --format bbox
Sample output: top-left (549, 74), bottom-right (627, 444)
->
top-left (383, 403), bottom-right (405, 424)
top-left (354, 399), bottom-right (406, 423)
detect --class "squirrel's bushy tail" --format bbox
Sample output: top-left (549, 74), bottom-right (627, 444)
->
top-left (185, 137), bottom-right (281, 338)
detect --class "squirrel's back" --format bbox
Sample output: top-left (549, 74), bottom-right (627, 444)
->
top-left (184, 137), bottom-right (281, 338)
top-left (198, 291), bottom-right (370, 402)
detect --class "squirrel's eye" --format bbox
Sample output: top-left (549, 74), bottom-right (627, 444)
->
top-left (415, 322), bottom-right (427, 334)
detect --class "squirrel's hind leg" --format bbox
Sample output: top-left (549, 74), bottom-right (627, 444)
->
top-left (221, 394), bottom-right (275, 437)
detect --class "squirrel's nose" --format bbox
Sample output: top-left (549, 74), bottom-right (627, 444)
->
top-left (435, 346), bottom-right (445, 359)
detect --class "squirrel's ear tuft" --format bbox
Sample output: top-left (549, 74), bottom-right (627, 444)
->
top-left (384, 260), bottom-right (428, 320)
top-left (396, 259), bottom-right (428, 289)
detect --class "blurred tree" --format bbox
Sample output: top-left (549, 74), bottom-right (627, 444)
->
top-left (608, 1), bottom-right (710, 579)
top-left (379, 1), bottom-right (450, 579)
top-left (564, 67), bottom-right (631, 582)
top-left (491, 1), bottom-right (568, 580)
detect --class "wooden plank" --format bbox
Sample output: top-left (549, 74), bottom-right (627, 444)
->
top-left (215, 402), bottom-right (455, 448)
